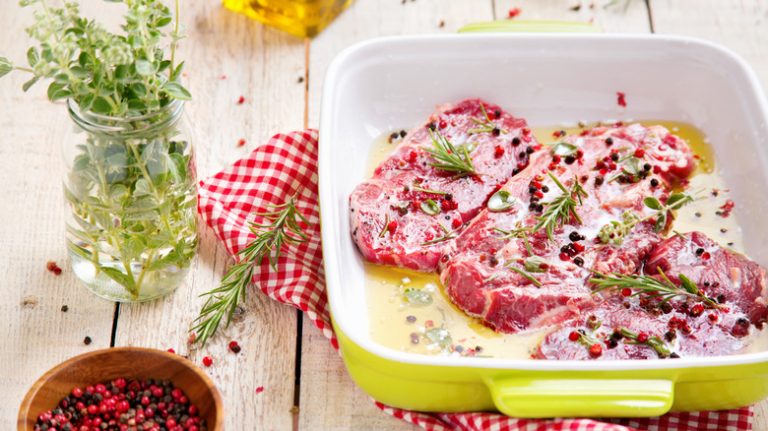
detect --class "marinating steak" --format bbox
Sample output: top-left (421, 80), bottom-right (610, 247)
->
top-left (535, 231), bottom-right (764, 359)
top-left (441, 124), bottom-right (696, 333)
top-left (349, 99), bottom-right (539, 271)
top-left (646, 231), bottom-right (768, 327)
top-left (534, 301), bottom-right (748, 360)
top-left (351, 102), bottom-right (766, 360)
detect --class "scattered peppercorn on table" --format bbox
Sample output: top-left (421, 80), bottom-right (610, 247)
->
top-left (1, 0), bottom-right (768, 429)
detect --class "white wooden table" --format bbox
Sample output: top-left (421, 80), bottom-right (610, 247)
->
top-left (2, 0), bottom-right (767, 429)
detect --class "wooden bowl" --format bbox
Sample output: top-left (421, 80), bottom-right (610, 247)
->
top-left (17, 347), bottom-right (223, 430)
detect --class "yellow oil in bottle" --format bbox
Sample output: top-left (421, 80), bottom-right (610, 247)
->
top-left (222, 0), bottom-right (353, 38)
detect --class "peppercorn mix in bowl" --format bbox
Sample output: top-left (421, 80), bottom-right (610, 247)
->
top-left (17, 347), bottom-right (223, 431)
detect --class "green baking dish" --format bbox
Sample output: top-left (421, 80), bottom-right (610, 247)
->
top-left (318, 33), bottom-right (768, 417)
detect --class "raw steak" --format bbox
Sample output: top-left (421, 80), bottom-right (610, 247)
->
top-left (646, 231), bottom-right (768, 327)
top-left (536, 231), bottom-right (765, 360)
top-left (350, 99), bottom-right (539, 271)
top-left (441, 124), bottom-right (696, 333)
top-left (534, 301), bottom-right (748, 360)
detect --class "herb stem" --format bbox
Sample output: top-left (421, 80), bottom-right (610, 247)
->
top-left (191, 197), bottom-right (309, 345)
top-left (506, 265), bottom-right (542, 287)
top-left (170, 0), bottom-right (180, 75)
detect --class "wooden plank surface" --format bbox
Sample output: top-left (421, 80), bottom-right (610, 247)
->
top-left (112, 3), bottom-right (306, 430)
top-left (0, 1), bottom-right (121, 424)
top-left (493, 0), bottom-right (651, 33)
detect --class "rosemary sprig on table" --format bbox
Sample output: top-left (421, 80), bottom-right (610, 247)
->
top-left (534, 172), bottom-right (588, 240)
top-left (590, 267), bottom-right (721, 309)
top-left (191, 197), bottom-right (309, 345)
top-left (425, 129), bottom-right (476, 176)
top-left (468, 104), bottom-right (508, 135)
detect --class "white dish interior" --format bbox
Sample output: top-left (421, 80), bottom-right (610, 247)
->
top-left (319, 34), bottom-right (768, 370)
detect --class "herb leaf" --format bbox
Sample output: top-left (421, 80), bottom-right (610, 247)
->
top-left (425, 129), bottom-right (475, 176)
top-left (0, 57), bottom-right (12, 78)
top-left (551, 142), bottom-right (578, 157)
top-left (487, 189), bottom-right (516, 212)
top-left (191, 196), bottom-right (309, 345)
top-left (425, 327), bottom-right (453, 350)
top-left (524, 256), bottom-right (548, 273)
top-left (506, 263), bottom-right (543, 287)
top-left (421, 221), bottom-right (456, 246)
top-left (468, 104), bottom-right (508, 135)
top-left (403, 288), bottom-right (433, 306)
top-left (533, 172), bottom-right (588, 240)
top-left (590, 267), bottom-right (721, 309)
top-left (420, 199), bottom-right (441, 216)
top-left (619, 327), bottom-right (673, 358)
top-left (3, 0), bottom-right (190, 116)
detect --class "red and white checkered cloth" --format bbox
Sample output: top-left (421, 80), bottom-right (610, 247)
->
top-left (197, 130), bottom-right (753, 431)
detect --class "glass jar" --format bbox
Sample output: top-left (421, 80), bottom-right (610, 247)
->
top-left (222, 0), bottom-right (353, 38)
top-left (63, 99), bottom-right (198, 302)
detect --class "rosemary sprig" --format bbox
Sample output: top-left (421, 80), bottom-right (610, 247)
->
top-left (411, 185), bottom-right (448, 195)
top-left (425, 129), bottom-right (476, 176)
top-left (191, 197), bottom-right (309, 345)
top-left (504, 261), bottom-right (544, 287)
top-left (468, 104), bottom-right (508, 135)
top-left (421, 221), bottom-right (456, 246)
top-left (494, 225), bottom-right (534, 255)
top-left (598, 192), bottom-right (695, 244)
top-left (506, 263), bottom-right (543, 287)
top-left (590, 267), bottom-right (721, 309)
top-left (619, 328), bottom-right (672, 358)
top-left (533, 172), bottom-right (588, 240)
top-left (379, 213), bottom-right (391, 238)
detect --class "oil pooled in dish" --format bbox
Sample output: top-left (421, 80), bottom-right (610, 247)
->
top-left (364, 120), bottom-right (754, 360)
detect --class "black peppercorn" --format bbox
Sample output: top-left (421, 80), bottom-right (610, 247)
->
top-left (605, 137), bottom-right (614, 146)
top-left (511, 137), bottom-right (521, 146)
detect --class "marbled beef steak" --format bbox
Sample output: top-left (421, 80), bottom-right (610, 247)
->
top-left (349, 99), bottom-right (539, 271)
top-left (351, 100), bottom-right (768, 360)
top-left (441, 124), bottom-right (694, 333)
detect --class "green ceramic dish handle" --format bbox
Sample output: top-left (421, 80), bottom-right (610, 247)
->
top-left (459, 20), bottom-right (601, 34)
top-left (484, 377), bottom-right (674, 418)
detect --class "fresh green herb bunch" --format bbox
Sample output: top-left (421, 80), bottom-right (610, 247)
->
top-left (0, 0), bottom-right (196, 301)
top-left (0, 0), bottom-right (189, 116)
